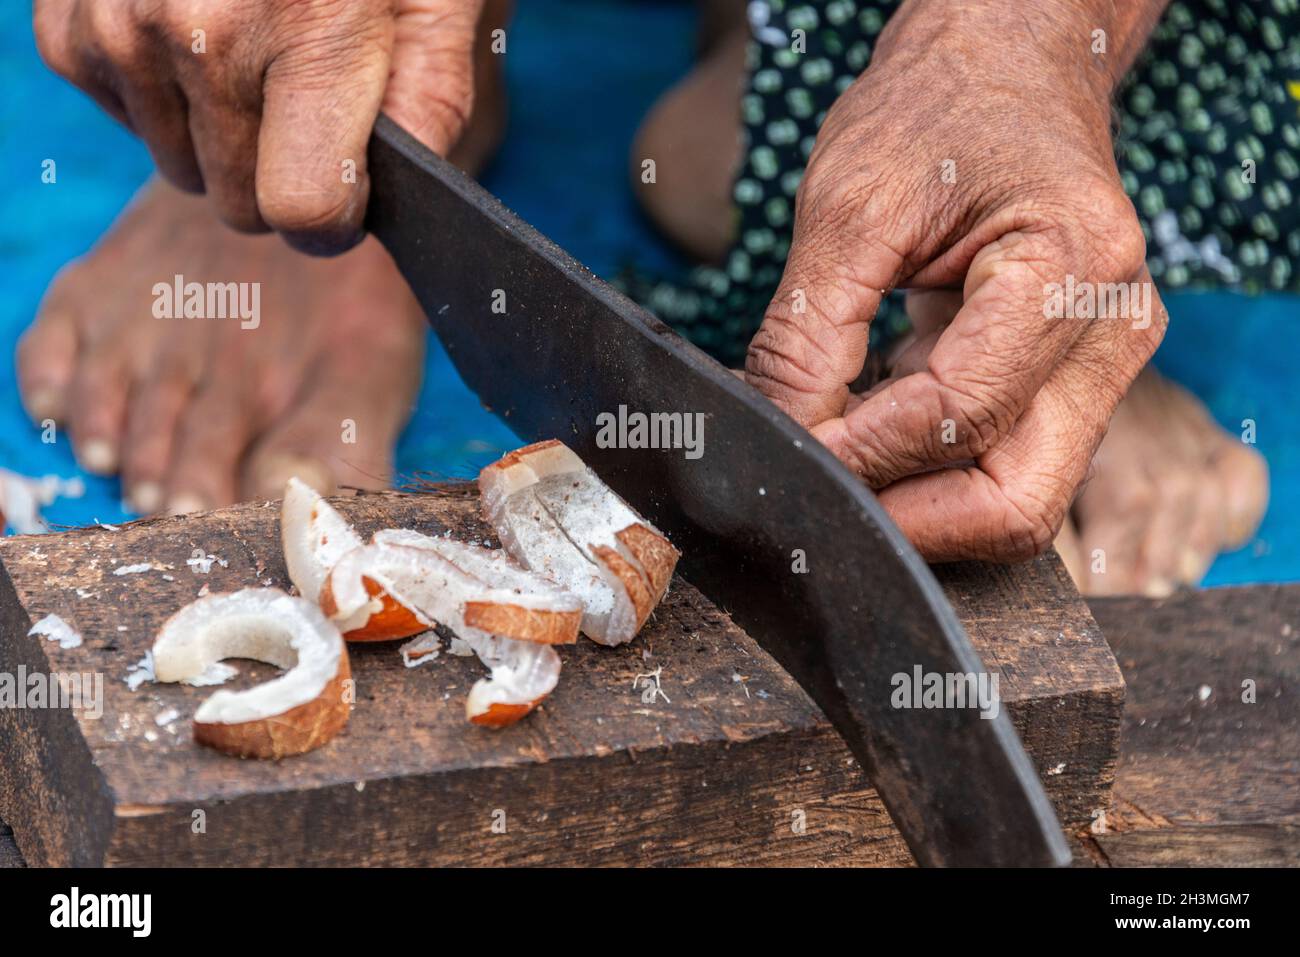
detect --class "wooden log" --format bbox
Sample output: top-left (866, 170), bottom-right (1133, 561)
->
top-left (1087, 586), bottom-right (1300, 867)
top-left (0, 485), bottom-right (1120, 866)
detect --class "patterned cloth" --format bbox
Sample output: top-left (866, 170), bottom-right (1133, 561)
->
top-left (622, 0), bottom-right (1300, 367)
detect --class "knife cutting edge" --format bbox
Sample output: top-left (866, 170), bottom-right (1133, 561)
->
top-left (366, 115), bottom-right (1072, 867)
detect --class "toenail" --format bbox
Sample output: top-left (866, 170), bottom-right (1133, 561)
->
top-left (254, 454), bottom-right (336, 499)
top-left (78, 439), bottom-right (118, 475)
top-left (129, 482), bottom-right (164, 514)
top-left (167, 493), bottom-right (210, 516)
top-left (25, 386), bottom-right (62, 422)
top-left (1143, 577), bottom-right (1175, 599)
top-left (1177, 549), bottom-right (1206, 584)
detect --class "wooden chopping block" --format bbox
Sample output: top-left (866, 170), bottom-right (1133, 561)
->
top-left (1085, 587), bottom-right (1300, 867)
top-left (0, 485), bottom-right (1122, 866)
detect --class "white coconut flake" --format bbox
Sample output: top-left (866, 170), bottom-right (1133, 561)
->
top-left (400, 632), bottom-right (442, 668)
top-left (0, 470), bottom-right (84, 534)
top-left (125, 652), bottom-right (155, 691)
top-left (154, 707), bottom-right (180, 727)
top-left (447, 637), bottom-right (476, 657)
top-left (183, 661), bottom-right (239, 687)
top-left (113, 563), bottom-right (156, 576)
top-left (28, 613), bottom-right (82, 649)
top-left (186, 553), bottom-right (229, 574)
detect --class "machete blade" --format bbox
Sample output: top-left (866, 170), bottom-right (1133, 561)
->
top-left (366, 116), bottom-right (1072, 867)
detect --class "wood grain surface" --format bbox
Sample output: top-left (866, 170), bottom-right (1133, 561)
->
top-left (1087, 586), bottom-right (1299, 867)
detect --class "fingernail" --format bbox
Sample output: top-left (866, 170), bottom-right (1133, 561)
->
top-left (24, 386), bottom-right (62, 423)
top-left (78, 438), bottom-right (118, 475)
top-left (129, 482), bottom-right (164, 514)
top-left (167, 493), bottom-right (210, 516)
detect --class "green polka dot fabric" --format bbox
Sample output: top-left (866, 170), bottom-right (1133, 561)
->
top-left (620, 0), bottom-right (1300, 368)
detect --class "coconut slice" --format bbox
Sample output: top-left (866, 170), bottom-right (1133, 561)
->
top-left (319, 544), bottom-right (433, 641)
top-left (323, 539), bottom-right (581, 646)
top-left (372, 528), bottom-right (583, 644)
top-left (458, 629), bottom-right (561, 728)
top-left (478, 440), bottom-right (680, 645)
top-left (151, 589), bottom-right (351, 759)
top-left (281, 477), bottom-right (363, 603)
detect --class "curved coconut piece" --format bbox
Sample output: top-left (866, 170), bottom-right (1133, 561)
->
top-left (320, 545), bottom-right (433, 642)
top-left (152, 589), bottom-right (351, 759)
top-left (373, 528), bottom-right (583, 644)
top-left (324, 538), bottom-right (581, 646)
top-left (281, 477), bottom-right (363, 603)
top-left (458, 630), bottom-right (561, 728)
top-left (478, 440), bottom-right (680, 645)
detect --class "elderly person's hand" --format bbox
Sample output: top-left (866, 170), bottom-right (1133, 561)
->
top-left (745, 0), bottom-right (1172, 562)
top-left (33, 0), bottom-right (484, 253)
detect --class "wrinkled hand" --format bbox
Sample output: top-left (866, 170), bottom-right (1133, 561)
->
top-left (745, 0), bottom-right (1169, 562)
top-left (34, 0), bottom-right (484, 252)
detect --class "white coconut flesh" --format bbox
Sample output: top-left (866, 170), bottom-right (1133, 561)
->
top-left (481, 445), bottom-right (676, 644)
top-left (372, 528), bottom-right (584, 613)
top-left (324, 543), bottom-right (435, 634)
top-left (281, 477), bottom-right (363, 603)
top-left (493, 491), bottom-right (616, 634)
top-left (478, 441), bottom-right (586, 516)
top-left (152, 589), bottom-right (344, 725)
top-left (326, 541), bottom-right (578, 643)
top-left (459, 628), bottom-right (561, 720)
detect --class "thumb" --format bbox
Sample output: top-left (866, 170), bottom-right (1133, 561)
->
top-left (256, 15), bottom-right (395, 254)
top-left (381, 3), bottom-right (483, 156)
top-left (744, 211), bottom-right (904, 428)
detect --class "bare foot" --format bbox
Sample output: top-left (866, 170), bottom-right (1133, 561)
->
top-left (16, 0), bottom-right (511, 515)
top-left (1054, 366), bottom-right (1269, 596)
top-left (18, 178), bottom-right (427, 513)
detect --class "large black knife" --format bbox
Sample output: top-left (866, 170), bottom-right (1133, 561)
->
top-left (366, 116), bottom-right (1071, 867)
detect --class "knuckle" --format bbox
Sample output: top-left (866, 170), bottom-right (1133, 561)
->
top-left (745, 318), bottom-right (832, 397)
top-left (33, 7), bottom-right (77, 76)
top-left (1076, 187), bottom-right (1148, 280)
top-left (1102, 217), bottom-right (1148, 280)
top-left (928, 368), bottom-right (1017, 457)
top-left (1032, 181), bottom-right (1147, 283)
top-left (85, 0), bottom-right (145, 64)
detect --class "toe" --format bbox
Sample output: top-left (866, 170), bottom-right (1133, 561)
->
top-left (16, 308), bottom-right (78, 425)
top-left (1132, 470), bottom-right (1200, 596)
top-left (1074, 471), bottom-right (1154, 595)
top-left (1173, 476), bottom-right (1228, 587)
top-left (120, 358), bottom-right (198, 513)
top-left (67, 350), bottom-right (130, 475)
top-left (1213, 438), bottom-right (1270, 549)
top-left (243, 394), bottom-right (399, 501)
top-left (164, 377), bottom-right (255, 513)
top-left (243, 356), bottom-right (418, 501)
